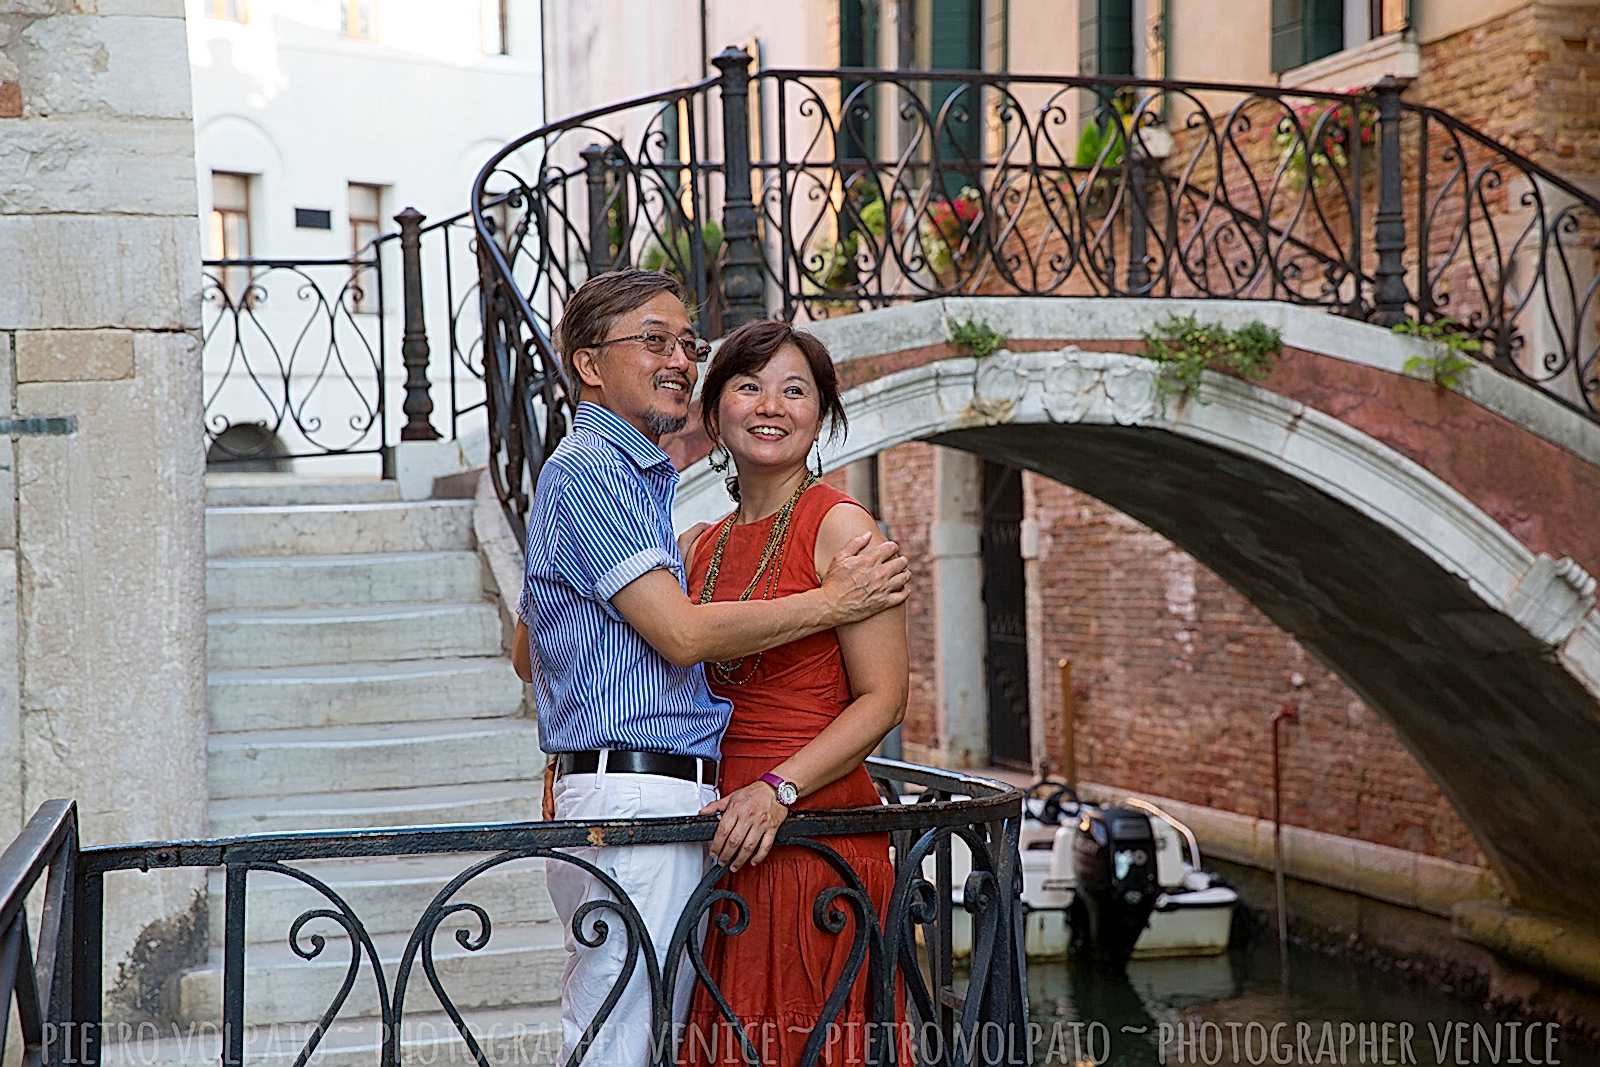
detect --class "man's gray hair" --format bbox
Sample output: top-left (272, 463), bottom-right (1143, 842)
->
top-left (553, 269), bottom-right (684, 401)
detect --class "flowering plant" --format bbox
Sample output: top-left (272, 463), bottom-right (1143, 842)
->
top-left (920, 187), bottom-right (983, 275)
top-left (1274, 94), bottom-right (1377, 189)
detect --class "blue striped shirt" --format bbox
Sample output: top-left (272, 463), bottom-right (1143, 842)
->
top-left (517, 402), bottom-right (732, 761)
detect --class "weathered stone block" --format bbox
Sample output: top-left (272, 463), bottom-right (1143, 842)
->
top-left (0, 118), bottom-right (197, 215)
top-left (0, 215), bottom-right (200, 329)
top-left (16, 328), bottom-right (133, 383)
top-left (16, 328), bottom-right (206, 844)
top-left (0, 82), bottom-right (19, 118)
top-left (16, 15), bottom-right (191, 120)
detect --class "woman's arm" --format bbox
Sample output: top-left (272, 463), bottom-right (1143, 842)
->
top-left (703, 503), bottom-right (909, 871)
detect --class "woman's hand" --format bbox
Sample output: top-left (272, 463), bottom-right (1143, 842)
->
top-left (700, 782), bottom-right (789, 871)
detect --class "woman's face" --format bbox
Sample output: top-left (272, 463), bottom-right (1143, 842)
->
top-left (715, 342), bottom-right (824, 475)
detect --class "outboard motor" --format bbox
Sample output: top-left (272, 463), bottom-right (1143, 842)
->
top-left (1069, 805), bottom-right (1160, 969)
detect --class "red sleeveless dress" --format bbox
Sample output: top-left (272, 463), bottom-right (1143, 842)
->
top-left (681, 482), bottom-right (897, 1067)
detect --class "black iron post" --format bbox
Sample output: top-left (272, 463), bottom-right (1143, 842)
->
top-left (1372, 76), bottom-right (1412, 325)
top-left (581, 143), bottom-right (613, 276)
top-left (68, 869), bottom-right (102, 1067)
top-left (395, 207), bottom-right (441, 441)
top-left (607, 146), bottom-right (633, 269)
top-left (714, 46), bottom-right (767, 330)
top-left (1125, 149), bottom-right (1153, 294)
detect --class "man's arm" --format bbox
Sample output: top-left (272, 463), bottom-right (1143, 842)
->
top-left (609, 532), bottom-right (908, 667)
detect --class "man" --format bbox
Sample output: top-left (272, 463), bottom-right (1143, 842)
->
top-left (508, 269), bottom-right (909, 1065)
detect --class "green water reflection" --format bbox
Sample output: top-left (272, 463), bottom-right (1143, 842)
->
top-left (1024, 940), bottom-right (1595, 1067)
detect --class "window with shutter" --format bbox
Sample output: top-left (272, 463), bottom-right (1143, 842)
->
top-left (1079, 0), bottom-right (1134, 77)
top-left (929, 0), bottom-right (982, 195)
top-left (839, 0), bottom-right (879, 162)
top-left (1271, 0), bottom-right (1343, 72)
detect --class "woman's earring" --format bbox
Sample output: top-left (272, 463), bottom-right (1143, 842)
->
top-left (708, 445), bottom-right (730, 473)
top-left (811, 440), bottom-right (824, 477)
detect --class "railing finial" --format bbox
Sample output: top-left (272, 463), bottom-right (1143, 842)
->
top-left (395, 206), bottom-right (441, 442)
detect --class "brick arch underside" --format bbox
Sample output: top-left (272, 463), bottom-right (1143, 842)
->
top-left (933, 420), bottom-right (1598, 917)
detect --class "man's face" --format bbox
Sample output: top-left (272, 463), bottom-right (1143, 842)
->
top-left (579, 291), bottom-right (698, 441)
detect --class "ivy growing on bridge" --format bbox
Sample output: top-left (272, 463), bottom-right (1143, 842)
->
top-left (1140, 314), bottom-right (1283, 408)
top-left (1393, 318), bottom-right (1482, 391)
top-left (947, 317), bottom-right (1007, 359)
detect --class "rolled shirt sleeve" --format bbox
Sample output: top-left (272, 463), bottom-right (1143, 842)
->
top-left (551, 462), bottom-right (682, 620)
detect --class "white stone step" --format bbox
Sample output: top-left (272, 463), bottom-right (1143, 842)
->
top-left (103, 1005), bottom-right (563, 1067)
top-left (206, 500), bottom-right (475, 558)
top-left (209, 658), bottom-right (524, 733)
top-left (207, 603), bottom-right (502, 670)
top-left (208, 719), bottom-right (544, 799)
top-left (207, 551), bottom-right (483, 611)
top-left (205, 478), bottom-right (403, 508)
top-left (205, 852), bottom-right (554, 946)
top-left (209, 780), bottom-right (541, 836)
top-left (173, 923), bottom-right (566, 1027)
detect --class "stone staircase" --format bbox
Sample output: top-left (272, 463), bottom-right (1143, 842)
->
top-left (112, 477), bottom-right (565, 1066)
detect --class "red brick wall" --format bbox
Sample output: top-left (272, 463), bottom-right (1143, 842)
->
top-left (1024, 475), bottom-right (1486, 866)
top-left (874, 443), bottom-right (941, 759)
top-left (1418, 3), bottom-right (1600, 172)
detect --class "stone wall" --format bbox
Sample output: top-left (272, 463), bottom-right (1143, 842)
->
top-left (0, 0), bottom-right (208, 1009)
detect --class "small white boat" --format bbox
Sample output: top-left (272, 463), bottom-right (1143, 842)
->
top-left (907, 783), bottom-right (1237, 964)
top-left (1122, 797), bottom-right (1239, 960)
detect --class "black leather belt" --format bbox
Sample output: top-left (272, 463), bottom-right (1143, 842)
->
top-left (555, 749), bottom-right (716, 784)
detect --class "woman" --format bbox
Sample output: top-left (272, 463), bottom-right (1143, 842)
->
top-left (679, 319), bottom-right (909, 1066)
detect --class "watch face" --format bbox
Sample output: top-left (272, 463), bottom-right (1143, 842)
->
top-left (776, 781), bottom-right (799, 806)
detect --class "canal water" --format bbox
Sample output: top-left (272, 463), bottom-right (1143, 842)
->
top-left (1024, 939), bottom-right (1597, 1067)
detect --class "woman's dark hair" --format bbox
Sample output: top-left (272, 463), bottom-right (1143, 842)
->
top-left (699, 319), bottom-right (848, 445)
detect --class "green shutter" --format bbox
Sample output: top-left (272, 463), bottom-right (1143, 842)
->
top-left (929, 0), bottom-right (982, 195)
top-left (659, 100), bottom-right (681, 191)
top-left (1271, 0), bottom-right (1343, 72)
top-left (1079, 0), bottom-right (1133, 77)
top-left (838, 0), bottom-right (879, 161)
top-left (1304, 0), bottom-right (1344, 63)
top-left (1270, 0), bottom-right (1303, 72)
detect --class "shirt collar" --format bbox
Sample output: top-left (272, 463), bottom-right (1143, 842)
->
top-left (573, 401), bottom-right (676, 473)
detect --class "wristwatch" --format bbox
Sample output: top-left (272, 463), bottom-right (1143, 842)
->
top-left (757, 772), bottom-right (799, 807)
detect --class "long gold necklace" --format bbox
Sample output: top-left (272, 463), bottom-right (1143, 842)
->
top-left (697, 473), bottom-right (818, 684)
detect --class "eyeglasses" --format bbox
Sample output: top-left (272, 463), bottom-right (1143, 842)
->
top-left (592, 329), bottom-right (713, 363)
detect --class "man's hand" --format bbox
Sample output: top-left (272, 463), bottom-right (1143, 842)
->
top-left (820, 532), bottom-right (910, 625)
top-left (541, 759), bottom-right (556, 820)
top-left (700, 782), bottom-right (790, 871)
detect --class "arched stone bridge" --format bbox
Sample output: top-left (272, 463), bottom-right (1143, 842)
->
top-left (670, 298), bottom-right (1600, 920)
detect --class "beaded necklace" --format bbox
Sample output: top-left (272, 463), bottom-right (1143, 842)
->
top-left (696, 473), bottom-right (818, 685)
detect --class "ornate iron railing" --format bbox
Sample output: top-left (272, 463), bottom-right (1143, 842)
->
top-left (472, 50), bottom-right (1599, 535)
top-left (201, 196), bottom-right (518, 469)
top-left (7, 761), bottom-right (1025, 1067)
top-left (201, 254), bottom-right (390, 466)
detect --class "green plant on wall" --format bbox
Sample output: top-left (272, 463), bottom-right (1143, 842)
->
top-left (1393, 318), bottom-right (1482, 390)
top-left (1140, 314), bottom-right (1282, 407)
top-left (947, 317), bottom-right (1006, 358)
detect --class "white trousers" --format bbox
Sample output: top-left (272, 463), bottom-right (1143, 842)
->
top-left (546, 766), bottom-right (718, 1067)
